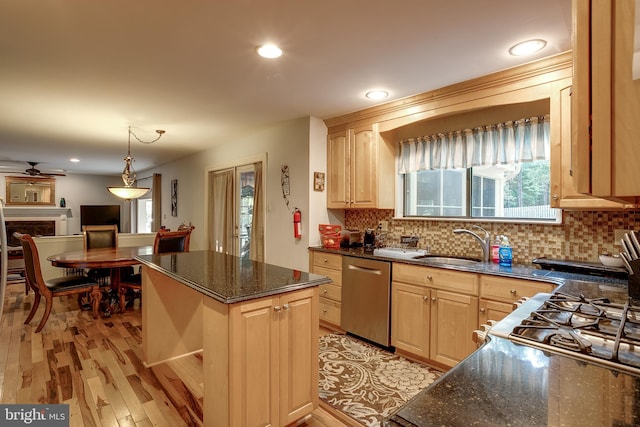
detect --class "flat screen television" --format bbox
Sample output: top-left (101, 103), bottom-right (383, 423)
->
top-left (80, 205), bottom-right (121, 231)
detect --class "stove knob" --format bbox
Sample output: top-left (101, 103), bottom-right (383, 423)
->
top-left (512, 297), bottom-right (529, 310)
top-left (472, 322), bottom-right (496, 346)
top-left (472, 329), bottom-right (487, 345)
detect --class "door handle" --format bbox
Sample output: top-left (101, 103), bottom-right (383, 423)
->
top-left (347, 265), bottom-right (382, 275)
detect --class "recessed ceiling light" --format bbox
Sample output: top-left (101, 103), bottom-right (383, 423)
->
top-left (69, 158), bottom-right (80, 163)
top-left (508, 39), bottom-right (547, 56)
top-left (365, 90), bottom-right (389, 100)
top-left (257, 44), bottom-right (283, 59)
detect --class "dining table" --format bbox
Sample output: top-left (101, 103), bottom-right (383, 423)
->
top-left (47, 245), bottom-right (153, 290)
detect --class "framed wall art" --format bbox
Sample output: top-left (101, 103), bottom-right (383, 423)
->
top-left (313, 172), bottom-right (325, 191)
top-left (171, 179), bottom-right (178, 216)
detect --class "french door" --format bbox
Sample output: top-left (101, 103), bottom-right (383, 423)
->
top-left (208, 162), bottom-right (263, 260)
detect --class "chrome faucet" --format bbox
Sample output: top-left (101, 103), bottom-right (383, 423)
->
top-left (453, 225), bottom-right (490, 263)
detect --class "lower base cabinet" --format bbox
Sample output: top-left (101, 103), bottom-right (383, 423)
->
top-left (203, 287), bottom-right (319, 426)
top-left (391, 263), bottom-right (479, 368)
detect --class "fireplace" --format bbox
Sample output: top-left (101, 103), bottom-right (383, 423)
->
top-left (6, 220), bottom-right (56, 246)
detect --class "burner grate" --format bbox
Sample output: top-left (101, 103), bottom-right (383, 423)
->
top-left (511, 292), bottom-right (640, 370)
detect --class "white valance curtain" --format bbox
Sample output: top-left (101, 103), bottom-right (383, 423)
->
top-left (398, 115), bottom-right (550, 174)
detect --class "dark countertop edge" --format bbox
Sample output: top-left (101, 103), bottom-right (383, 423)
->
top-left (135, 255), bottom-right (330, 304)
top-left (308, 246), bottom-right (629, 289)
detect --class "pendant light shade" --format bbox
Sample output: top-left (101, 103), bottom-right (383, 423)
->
top-left (107, 186), bottom-right (150, 200)
top-left (107, 126), bottom-right (164, 200)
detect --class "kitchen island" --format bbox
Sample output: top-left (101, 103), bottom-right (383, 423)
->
top-left (135, 250), bottom-right (330, 427)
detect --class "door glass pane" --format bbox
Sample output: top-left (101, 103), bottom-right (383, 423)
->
top-left (238, 167), bottom-right (255, 258)
top-left (136, 199), bottom-right (153, 232)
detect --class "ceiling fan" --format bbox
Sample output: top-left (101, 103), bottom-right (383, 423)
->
top-left (2, 161), bottom-right (66, 177)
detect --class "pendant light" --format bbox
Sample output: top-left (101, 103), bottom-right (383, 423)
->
top-left (107, 126), bottom-right (165, 200)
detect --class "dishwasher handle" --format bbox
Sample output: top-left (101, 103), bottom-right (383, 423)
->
top-left (347, 264), bottom-right (383, 275)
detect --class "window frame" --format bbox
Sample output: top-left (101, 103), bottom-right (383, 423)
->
top-left (397, 162), bottom-right (562, 224)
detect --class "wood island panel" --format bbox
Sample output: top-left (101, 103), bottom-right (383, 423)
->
top-left (142, 267), bottom-right (203, 366)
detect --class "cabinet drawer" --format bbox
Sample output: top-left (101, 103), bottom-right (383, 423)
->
top-left (319, 283), bottom-right (341, 302)
top-left (480, 276), bottom-right (555, 303)
top-left (313, 265), bottom-right (342, 286)
top-left (313, 252), bottom-right (342, 270)
top-left (319, 297), bottom-right (341, 326)
top-left (393, 263), bottom-right (478, 295)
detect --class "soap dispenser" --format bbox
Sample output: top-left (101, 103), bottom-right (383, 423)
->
top-left (491, 235), bottom-right (502, 263)
top-left (498, 236), bottom-right (512, 266)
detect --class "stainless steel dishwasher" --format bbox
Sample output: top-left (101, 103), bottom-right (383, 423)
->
top-left (341, 256), bottom-right (391, 347)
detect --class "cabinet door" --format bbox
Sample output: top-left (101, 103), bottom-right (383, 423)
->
top-left (479, 299), bottom-right (512, 324)
top-left (550, 81), bottom-right (632, 209)
top-left (327, 131), bottom-right (350, 208)
top-left (391, 282), bottom-right (430, 359)
top-left (230, 296), bottom-right (279, 427)
top-left (350, 126), bottom-right (377, 208)
top-left (279, 288), bottom-right (318, 425)
top-left (430, 290), bottom-right (478, 368)
top-left (572, 0), bottom-right (640, 200)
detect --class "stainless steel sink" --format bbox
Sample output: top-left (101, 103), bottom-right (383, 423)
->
top-left (412, 255), bottom-right (482, 266)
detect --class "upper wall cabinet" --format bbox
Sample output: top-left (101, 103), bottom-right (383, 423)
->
top-left (572, 0), bottom-right (640, 201)
top-left (327, 124), bottom-right (395, 209)
top-left (549, 80), bottom-right (637, 209)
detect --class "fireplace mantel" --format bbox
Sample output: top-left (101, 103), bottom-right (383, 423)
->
top-left (3, 207), bottom-right (72, 218)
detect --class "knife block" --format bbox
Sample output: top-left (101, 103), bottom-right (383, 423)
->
top-left (628, 259), bottom-right (640, 299)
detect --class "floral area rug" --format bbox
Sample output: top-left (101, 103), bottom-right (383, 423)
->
top-left (318, 334), bottom-right (442, 426)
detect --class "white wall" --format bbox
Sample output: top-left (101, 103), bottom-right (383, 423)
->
top-left (308, 117), bottom-right (342, 247)
top-left (147, 116), bottom-right (323, 271)
top-left (1, 172), bottom-right (125, 234)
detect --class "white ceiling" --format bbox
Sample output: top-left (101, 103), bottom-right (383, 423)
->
top-left (0, 0), bottom-right (572, 176)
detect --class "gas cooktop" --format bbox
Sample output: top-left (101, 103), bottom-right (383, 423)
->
top-left (489, 292), bottom-right (640, 376)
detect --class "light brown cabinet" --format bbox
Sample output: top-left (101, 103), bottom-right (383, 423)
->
top-left (226, 287), bottom-right (319, 426)
top-left (572, 0), bottom-right (640, 200)
top-left (479, 275), bottom-right (555, 323)
top-left (550, 80), bottom-right (635, 209)
top-left (391, 263), bottom-right (478, 368)
top-left (327, 123), bottom-right (395, 209)
top-left (310, 251), bottom-right (343, 330)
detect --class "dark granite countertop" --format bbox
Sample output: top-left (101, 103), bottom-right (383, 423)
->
top-left (309, 246), bottom-right (629, 289)
top-left (136, 250), bottom-right (330, 304)
top-left (384, 335), bottom-right (640, 427)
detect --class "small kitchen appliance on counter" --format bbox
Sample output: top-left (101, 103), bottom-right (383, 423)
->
top-left (340, 229), bottom-right (362, 248)
top-left (363, 228), bottom-right (375, 251)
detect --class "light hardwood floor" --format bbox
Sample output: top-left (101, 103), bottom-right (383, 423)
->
top-left (0, 281), bottom-right (350, 427)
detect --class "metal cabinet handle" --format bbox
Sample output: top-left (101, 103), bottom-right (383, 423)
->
top-left (510, 289), bottom-right (517, 295)
top-left (480, 308), bottom-right (486, 313)
top-left (431, 297), bottom-right (436, 302)
top-left (323, 258), bottom-right (329, 263)
top-left (323, 289), bottom-right (328, 294)
top-left (283, 304), bottom-right (290, 310)
top-left (426, 275), bottom-right (433, 281)
top-left (423, 296), bottom-right (428, 301)
top-left (322, 308), bottom-right (327, 313)
top-left (274, 305), bottom-right (282, 312)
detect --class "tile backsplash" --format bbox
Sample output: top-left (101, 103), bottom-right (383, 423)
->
top-left (344, 209), bottom-right (640, 264)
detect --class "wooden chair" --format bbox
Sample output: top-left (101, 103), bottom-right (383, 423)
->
top-left (118, 227), bottom-right (194, 312)
top-left (83, 224), bottom-right (118, 284)
top-left (19, 234), bottom-right (102, 333)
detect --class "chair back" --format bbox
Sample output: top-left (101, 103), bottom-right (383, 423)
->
top-left (83, 225), bottom-right (118, 251)
top-left (19, 234), bottom-right (46, 294)
top-left (153, 228), bottom-right (193, 254)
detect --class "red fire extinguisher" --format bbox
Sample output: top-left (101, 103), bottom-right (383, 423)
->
top-left (293, 208), bottom-right (302, 239)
